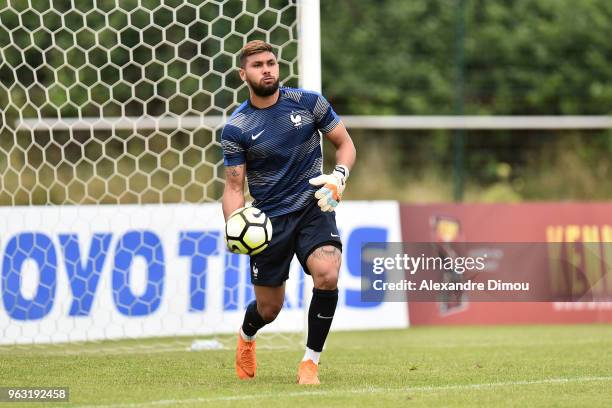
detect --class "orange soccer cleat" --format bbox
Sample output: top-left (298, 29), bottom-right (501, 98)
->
top-left (235, 333), bottom-right (256, 379)
top-left (297, 359), bottom-right (320, 385)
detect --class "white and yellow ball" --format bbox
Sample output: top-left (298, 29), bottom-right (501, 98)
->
top-left (225, 206), bottom-right (272, 255)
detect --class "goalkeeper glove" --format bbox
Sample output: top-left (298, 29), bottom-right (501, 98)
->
top-left (308, 165), bottom-right (349, 212)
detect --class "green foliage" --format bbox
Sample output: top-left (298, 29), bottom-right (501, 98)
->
top-left (322, 0), bottom-right (612, 115)
top-left (0, 1), bottom-right (298, 205)
top-left (0, 0), bottom-right (297, 120)
top-left (2, 1), bottom-right (612, 202)
top-left (321, 0), bottom-right (612, 201)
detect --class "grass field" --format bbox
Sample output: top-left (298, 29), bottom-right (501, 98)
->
top-left (1, 324), bottom-right (611, 407)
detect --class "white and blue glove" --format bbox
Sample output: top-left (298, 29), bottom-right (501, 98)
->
top-left (308, 165), bottom-right (349, 212)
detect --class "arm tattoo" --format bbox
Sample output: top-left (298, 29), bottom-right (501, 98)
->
top-left (226, 165), bottom-right (243, 178)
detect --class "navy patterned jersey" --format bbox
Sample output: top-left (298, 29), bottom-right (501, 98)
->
top-left (221, 87), bottom-right (340, 217)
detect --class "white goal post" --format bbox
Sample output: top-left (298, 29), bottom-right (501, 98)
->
top-left (15, 115), bottom-right (612, 132)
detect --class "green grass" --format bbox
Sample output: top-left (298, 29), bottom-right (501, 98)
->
top-left (1, 325), bottom-right (611, 407)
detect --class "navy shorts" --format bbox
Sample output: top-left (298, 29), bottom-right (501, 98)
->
top-left (249, 200), bottom-right (342, 287)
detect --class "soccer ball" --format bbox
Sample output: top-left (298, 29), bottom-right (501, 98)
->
top-left (225, 206), bottom-right (272, 255)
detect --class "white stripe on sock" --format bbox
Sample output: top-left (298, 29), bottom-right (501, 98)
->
top-left (240, 327), bottom-right (256, 342)
top-left (302, 347), bottom-right (320, 364)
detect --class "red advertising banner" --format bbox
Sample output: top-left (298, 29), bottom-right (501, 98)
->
top-left (400, 203), bottom-right (612, 325)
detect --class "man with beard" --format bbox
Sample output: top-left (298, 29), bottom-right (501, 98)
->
top-left (221, 40), bottom-right (356, 385)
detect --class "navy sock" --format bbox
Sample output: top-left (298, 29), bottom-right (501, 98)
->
top-left (306, 288), bottom-right (339, 352)
top-left (241, 301), bottom-right (268, 337)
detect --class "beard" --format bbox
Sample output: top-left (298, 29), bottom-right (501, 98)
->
top-left (247, 76), bottom-right (279, 97)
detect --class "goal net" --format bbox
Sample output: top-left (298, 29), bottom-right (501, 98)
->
top-left (0, 0), bottom-right (313, 348)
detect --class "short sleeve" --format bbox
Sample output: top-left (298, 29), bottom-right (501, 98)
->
top-left (312, 94), bottom-right (340, 134)
top-left (221, 125), bottom-right (246, 166)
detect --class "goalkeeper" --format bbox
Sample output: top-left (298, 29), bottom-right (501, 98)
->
top-left (221, 40), bottom-right (356, 385)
